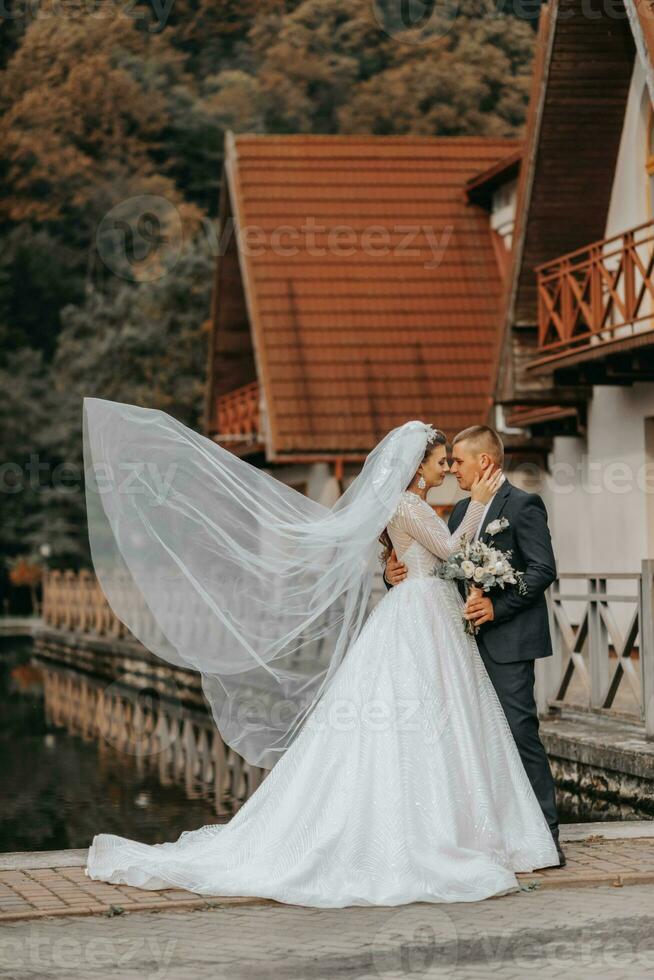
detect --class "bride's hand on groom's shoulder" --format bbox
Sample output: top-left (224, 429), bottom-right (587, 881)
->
top-left (385, 549), bottom-right (407, 586)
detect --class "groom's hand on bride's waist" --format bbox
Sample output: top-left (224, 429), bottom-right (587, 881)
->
top-left (465, 591), bottom-right (495, 627)
top-left (384, 549), bottom-right (407, 587)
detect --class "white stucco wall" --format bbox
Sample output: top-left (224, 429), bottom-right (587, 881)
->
top-left (490, 178), bottom-right (518, 250)
top-left (605, 56), bottom-right (650, 236)
top-left (541, 385), bottom-right (654, 574)
top-left (266, 461), bottom-right (344, 506)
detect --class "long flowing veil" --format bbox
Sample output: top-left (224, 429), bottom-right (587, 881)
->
top-left (82, 397), bottom-right (435, 768)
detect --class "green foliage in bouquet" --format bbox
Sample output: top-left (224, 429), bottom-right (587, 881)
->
top-left (435, 526), bottom-right (527, 635)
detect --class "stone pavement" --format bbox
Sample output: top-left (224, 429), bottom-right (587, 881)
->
top-left (1, 882), bottom-right (654, 980)
top-left (0, 822), bottom-right (653, 924)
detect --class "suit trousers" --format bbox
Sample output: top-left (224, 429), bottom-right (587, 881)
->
top-left (476, 638), bottom-right (559, 835)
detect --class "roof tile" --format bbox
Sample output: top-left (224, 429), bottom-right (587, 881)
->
top-left (226, 134), bottom-right (519, 456)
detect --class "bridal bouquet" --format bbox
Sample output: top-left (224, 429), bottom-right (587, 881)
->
top-left (435, 522), bottom-right (527, 636)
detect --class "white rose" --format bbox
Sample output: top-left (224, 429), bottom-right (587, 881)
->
top-left (461, 560), bottom-right (475, 579)
top-left (487, 517), bottom-right (510, 536)
top-left (473, 566), bottom-right (485, 582)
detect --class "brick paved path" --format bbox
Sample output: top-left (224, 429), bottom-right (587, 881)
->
top-left (1, 882), bottom-right (654, 980)
top-left (1, 828), bottom-right (653, 923)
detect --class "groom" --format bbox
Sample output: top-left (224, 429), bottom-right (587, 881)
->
top-left (384, 425), bottom-right (565, 867)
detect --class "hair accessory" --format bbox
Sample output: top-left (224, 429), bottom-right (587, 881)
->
top-left (425, 424), bottom-right (441, 445)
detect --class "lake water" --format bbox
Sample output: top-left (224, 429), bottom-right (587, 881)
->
top-left (0, 636), bottom-right (219, 854)
top-left (2, 633), bottom-right (608, 856)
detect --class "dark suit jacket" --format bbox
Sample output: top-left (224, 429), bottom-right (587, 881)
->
top-left (447, 480), bottom-right (556, 664)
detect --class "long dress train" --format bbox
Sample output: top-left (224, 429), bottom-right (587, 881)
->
top-left (86, 489), bottom-right (559, 907)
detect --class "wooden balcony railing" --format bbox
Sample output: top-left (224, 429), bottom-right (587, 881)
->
top-left (214, 381), bottom-right (261, 445)
top-left (535, 219), bottom-right (654, 364)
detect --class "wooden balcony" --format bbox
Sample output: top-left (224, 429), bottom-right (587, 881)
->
top-left (528, 220), bottom-right (654, 383)
top-left (213, 381), bottom-right (263, 453)
top-left (505, 404), bottom-right (585, 438)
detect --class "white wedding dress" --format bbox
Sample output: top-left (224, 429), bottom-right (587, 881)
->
top-left (86, 489), bottom-right (559, 906)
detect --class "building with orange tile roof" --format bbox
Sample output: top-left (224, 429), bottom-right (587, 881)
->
top-left (205, 133), bottom-right (521, 496)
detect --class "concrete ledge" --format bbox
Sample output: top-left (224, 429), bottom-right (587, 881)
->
top-left (541, 712), bottom-right (654, 781)
top-left (520, 870), bottom-right (654, 891)
top-left (0, 849), bottom-right (88, 871)
top-left (559, 820), bottom-right (654, 841)
top-left (0, 895), bottom-right (277, 923)
top-left (2, 823), bottom-right (654, 922)
top-left (1, 821), bottom-right (652, 874)
top-left (1, 822), bottom-right (650, 874)
top-left (0, 616), bottom-right (41, 636)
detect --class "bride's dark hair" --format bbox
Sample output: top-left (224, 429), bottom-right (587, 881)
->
top-left (378, 427), bottom-right (447, 565)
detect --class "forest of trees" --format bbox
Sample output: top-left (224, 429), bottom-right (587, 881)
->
top-left (0, 0), bottom-right (539, 581)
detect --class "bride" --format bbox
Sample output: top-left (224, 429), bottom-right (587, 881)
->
top-left (83, 399), bottom-right (559, 906)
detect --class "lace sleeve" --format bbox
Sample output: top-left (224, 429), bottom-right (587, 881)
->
top-left (389, 494), bottom-right (486, 560)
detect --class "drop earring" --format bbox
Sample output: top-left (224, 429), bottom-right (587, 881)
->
top-left (417, 474), bottom-right (426, 490)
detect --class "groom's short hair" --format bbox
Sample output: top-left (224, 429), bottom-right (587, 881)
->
top-left (452, 425), bottom-right (504, 467)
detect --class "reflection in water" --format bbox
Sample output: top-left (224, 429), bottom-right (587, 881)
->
top-left (2, 632), bottom-right (618, 854)
top-left (0, 637), bottom-right (225, 853)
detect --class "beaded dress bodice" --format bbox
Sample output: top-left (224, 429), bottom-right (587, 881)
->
top-left (387, 490), bottom-right (485, 580)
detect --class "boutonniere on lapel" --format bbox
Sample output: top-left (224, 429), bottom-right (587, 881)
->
top-left (486, 517), bottom-right (510, 537)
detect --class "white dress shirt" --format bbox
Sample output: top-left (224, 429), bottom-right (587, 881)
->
top-left (473, 473), bottom-right (506, 542)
